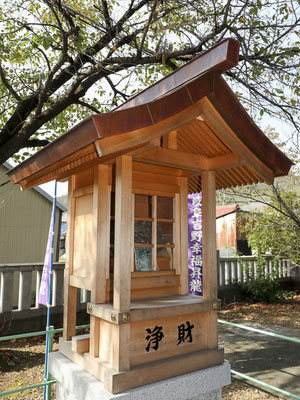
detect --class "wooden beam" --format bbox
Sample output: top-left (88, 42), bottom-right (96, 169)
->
top-left (206, 152), bottom-right (242, 171)
top-left (89, 316), bottom-right (100, 358)
top-left (173, 194), bottom-right (181, 275)
top-left (94, 101), bottom-right (203, 160)
top-left (63, 176), bottom-right (77, 340)
top-left (72, 334), bottom-right (90, 354)
top-left (91, 164), bottom-right (110, 303)
top-left (113, 156), bottom-right (132, 311)
top-left (131, 193), bottom-right (135, 273)
top-left (99, 141), bottom-right (161, 166)
top-left (135, 148), bottom-right (207, 171)
top-left (201, 171), bottom-right (217, 299)
top-left (18, 144), bottom-right (98, 190)
top-left (95, 141), bottom-right (159, 161)
top-left (151, 196), bottom-right (157, 271)
top-left (201, 97), bottom-right (275, 184)
top-left (163, 130), bottom-right (177, 150)
top-left (135, 147), bottom-right (243, 173)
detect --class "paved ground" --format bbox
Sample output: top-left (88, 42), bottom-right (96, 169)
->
top-left (219, 321), bottom-right (300, 400)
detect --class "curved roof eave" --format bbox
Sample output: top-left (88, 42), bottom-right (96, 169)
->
top-left (7, 71), bottom-right (215, 185)
top-left (206, 76), bottom-right (293, 177)
top-left (7, 40), bottom-right (293, 187)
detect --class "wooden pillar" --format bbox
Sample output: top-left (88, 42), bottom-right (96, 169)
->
top-left (89, 164), bottom-right (110, 358)
top-left (91, 164), bottom-right (110, 303)
top-left (112, 324), bottom-right (130, 371)
top-left (63, 176), bottom-right (77, 340)
top-left (112, 156), bottom-right (132, 372)
top-left (151, 195), bottom-right (158, 271)
top-left (89, 316), bottom-right (100, 357)
top-left (173, 193), bottom-right (181, 274)
top-left (202, 171), bottom-right (218, 349)
top-left (113, 155), bottom-right (132, 311)
top-left (179, 177), bottom-right (189, 295)
top-left (201, 171), bottom-right (217, 299)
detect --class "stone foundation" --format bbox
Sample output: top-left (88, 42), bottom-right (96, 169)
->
top-left (49, 351), bottom-right (231, 400)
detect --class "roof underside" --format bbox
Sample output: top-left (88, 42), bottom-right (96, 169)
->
top-left (176, 118), bottom-right (265, 192)
top-left (7, 39), bottom-right (293, 193)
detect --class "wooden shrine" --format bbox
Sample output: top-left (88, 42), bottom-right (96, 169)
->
top-left (8, 39), bottom-right (292, 394)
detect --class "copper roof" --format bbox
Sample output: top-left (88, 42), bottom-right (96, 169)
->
top-left (216, 205), bottom-right (239, 219)
top-left (7, 39), bottom-right (293, 191)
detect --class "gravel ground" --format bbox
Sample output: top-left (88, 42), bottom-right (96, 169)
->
top-left (222, 380), bottom-right (282, 399)
top-left (0, 336), bottom-right (58, 399)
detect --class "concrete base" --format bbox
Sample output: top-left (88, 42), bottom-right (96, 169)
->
top-left (49, 352), bottom-right (231, 400)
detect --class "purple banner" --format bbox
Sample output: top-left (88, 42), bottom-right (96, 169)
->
top-left (188, 193), bottom-right (203, 296)
top-left (39, 211), bottom-right (54, 306)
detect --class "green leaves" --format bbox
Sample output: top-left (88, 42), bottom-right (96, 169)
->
top-left (241, 186), bottom-right (300, 269)
top-left (42, 38), bottom-right (52, 51)
top-left (0, 0), bottom-right (299, 165)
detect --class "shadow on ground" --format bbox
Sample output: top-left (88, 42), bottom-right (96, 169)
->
top-left (219, 321), bottom-right (300, 399)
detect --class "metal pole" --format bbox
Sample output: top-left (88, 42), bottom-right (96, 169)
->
top-left (46, 325), bottom-right (54, 400)
top-left (43, 181), bottom-right (57, 400)
top-left (0, 381), bottom-right (56, 397)
top-left (231, 369), bottom-right (300, 400)
top-left (0, 324), bottom-right (90, 342)
top-left (218, 319), bottom-right (300, 344)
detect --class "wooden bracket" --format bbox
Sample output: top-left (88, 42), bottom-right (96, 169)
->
top-left (87, 303), bottom-right (131, 325)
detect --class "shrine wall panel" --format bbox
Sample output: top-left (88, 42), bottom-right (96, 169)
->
top-left (99, 319), bottom-right (114, 365)
top-left (74, 168), bottom-right (94, 189)
top-left (130, 312), bottom-right (208, 367)
top-left (73, 193), bottom-right (94, 277)
top-left (105, 273), bottom-right (180, 301)
top-left (97, 312), bottom-right (210, 369)
top-left (132, 170), bottom-right (180, 195)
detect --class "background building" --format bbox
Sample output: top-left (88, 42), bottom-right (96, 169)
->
top-left (216, 204), bottom-right (265, 257)
top-left (0, 162), bottom-right (66, 263)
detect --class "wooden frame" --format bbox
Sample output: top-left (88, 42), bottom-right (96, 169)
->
top-left (59, 156), bottom-right (223, 388)
top-left (133, 192), bottom-right (176, 274)
top-left (7, 37), bottom-right (293, 395)
top-left (91, 164), bottom-right (110, 303)
top-left (63, 176), bottom-right (77, 340)
top-left (113, 156), bottom-right (132, 312)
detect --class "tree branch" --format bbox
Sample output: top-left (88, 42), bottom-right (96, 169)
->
top-left (100, 0), bottom-right (112, 29)
top-left (21, 138), bottom-right (51, 148)
top-left (271, 184), bottom-right (300, 228)
top-left (137, 0), bottom-right (158, 58)
top-left (35, 26), bottom-right (79, 117)
top-left (105, 76), bottom-right (130, 102)
top-left (0, 63), bottom-right (22, 102)
top-left (0, 0), bottom-right (151, 148)
top-left (225, 70), bottom-right (300, 132)
top-left (76, 100), bottom-right (100, 114)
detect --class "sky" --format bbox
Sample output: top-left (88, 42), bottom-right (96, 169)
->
top-left (40, 180), bottom-right (68, 198)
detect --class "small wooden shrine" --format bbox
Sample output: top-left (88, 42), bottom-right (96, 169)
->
top-left (8, 39), bottom-right (292, 394)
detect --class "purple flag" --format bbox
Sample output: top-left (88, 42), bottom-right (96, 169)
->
top-left (188, 193), bottom-right (203, 296)
top-left (39, 210), bottom-right (55, 306)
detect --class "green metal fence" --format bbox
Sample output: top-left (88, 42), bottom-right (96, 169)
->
top-left (218, 319), bottom-right (300, 400)
top-left (0, 324), bottom-right (89, 399)
top-left (0, 321), bottom-right (299, 399)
